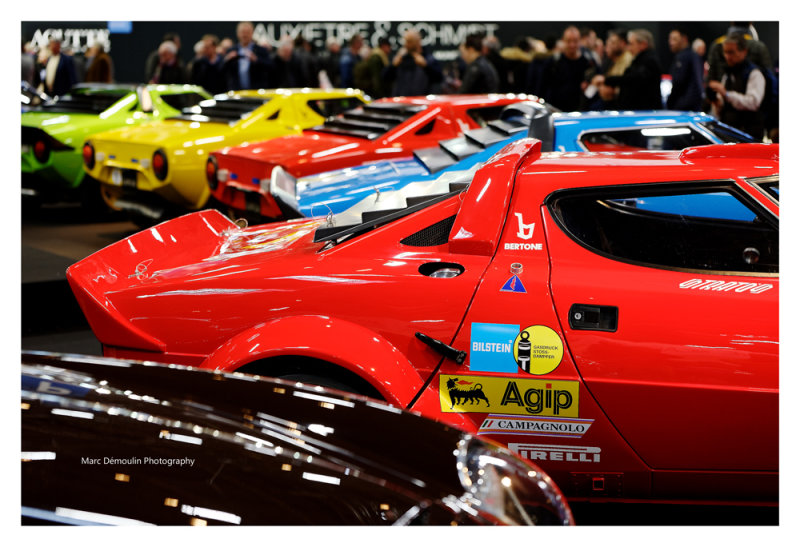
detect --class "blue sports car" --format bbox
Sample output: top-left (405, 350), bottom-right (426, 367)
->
top-left (269, 103), bottom-right (755, 220)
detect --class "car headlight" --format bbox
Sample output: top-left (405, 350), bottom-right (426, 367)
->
top-left (455, 436), bottom-right (574, 525)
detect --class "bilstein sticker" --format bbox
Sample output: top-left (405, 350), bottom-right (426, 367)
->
top-left (439, 374), bottom-right (578, 417)
top-left (513, 325), bottom-right (564, 375)
top-left (509, 443), bottom-right (601, 463)
top-left (470, 323), bottom-right (519, 373)
top-left (478, 415), bottom-right (594, 438)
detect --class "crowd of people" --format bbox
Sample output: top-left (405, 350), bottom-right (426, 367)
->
top-left (22, 22), bottom-right (778, 142)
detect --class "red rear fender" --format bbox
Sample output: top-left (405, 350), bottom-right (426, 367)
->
top-left (202, 315), bottom-right (425, 407)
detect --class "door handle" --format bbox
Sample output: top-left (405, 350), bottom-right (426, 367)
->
top-left (568, 304), bottom-right (618, 332)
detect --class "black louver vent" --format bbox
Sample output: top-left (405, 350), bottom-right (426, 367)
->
top-left (400, 215), bottom-right (457, 247)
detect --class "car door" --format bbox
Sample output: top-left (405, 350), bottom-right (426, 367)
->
top-left (543, 179), bottom-right (778, 473)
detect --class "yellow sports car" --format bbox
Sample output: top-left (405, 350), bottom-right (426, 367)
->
top-left (83, 88), bottom-right (368, 223)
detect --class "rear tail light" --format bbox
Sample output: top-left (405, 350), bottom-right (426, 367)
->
top-left (152, 149), bottom-right (168, 181)
top-left (206, 156), bottom-right (218, 190)
top-left (33, 140), bottom-right (49, 163)
top-left (82, 142), bottom-right (95, 169)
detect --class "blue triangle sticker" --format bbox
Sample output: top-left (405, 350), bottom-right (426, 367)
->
top-left (500, 274), bottom-right (527, 293)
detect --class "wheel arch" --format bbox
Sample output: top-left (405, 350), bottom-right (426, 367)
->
top-left (201, 315), bottom-right (425, 407)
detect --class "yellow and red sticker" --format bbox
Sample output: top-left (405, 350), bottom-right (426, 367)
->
top-left (439, 374), bottom-right (579, 417)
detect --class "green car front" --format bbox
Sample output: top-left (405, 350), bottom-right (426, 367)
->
top-left (21, 83), bottom-right (211, 205)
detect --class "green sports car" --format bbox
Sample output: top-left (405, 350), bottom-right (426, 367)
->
top-left (22, 83), bottom-right (211, 207)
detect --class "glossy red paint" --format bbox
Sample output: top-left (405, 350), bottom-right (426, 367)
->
top-left (208, 94), bottom-right (533, 219)
top-left (67, 141), bottom-right (778, 505)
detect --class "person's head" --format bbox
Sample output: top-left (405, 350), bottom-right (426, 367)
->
top-left (158, 40), bottom-right (177, 65)
top-left (349, 34), bottom-right (363, 52)
top-left (668, 28), bottom-right (690, 54)
top-left (561, 26), bottom-right (581, 59)
top-left (482, 35), bottom-right (500, 56)
top-left (277, 36), bottom-right (293, 61)
top-left (692, 37), bottom-right (706, 57)
top-left (579, 27), bottom-right (596, 48)
top-left (218, 37), bottom-right (233, 54)
top-left (86, 42), bottom-right (103, 58)
top-left (377, 37), bottom-right (391, 55)
top-left (326, 36), bottom-right (341, 54)
top-left (403, 29), bottom-right (422, 53)
top-left (627, 29), bottom-right (653, 56)
top-left (722, 33), bottom-right (749, 66)
top-left (48, 37), bottom-right (61, 56)
top-left (459, 33), bottom-right (483, 64)
top-left (162, 33), bottom-right (180, 51)
top-left (237, 22), bottom-right (254, 46)
top-left (201, 34), bottom-right (219, 59)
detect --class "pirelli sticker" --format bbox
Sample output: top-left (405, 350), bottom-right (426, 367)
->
top-left (439, 374), bottom-right (579, 417)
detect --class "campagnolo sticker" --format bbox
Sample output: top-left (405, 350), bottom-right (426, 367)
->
top-left (478, 415), bottom-right (594, 438)
top-left (501, 262), bottom-right (527, 294)
top-left (679, 278), bottom-right (773, 294)
top-left (513, 325), bottom-right (563, 375)
top-left (508, 443), bottom-right (601, 463)
top-left (504, 212), bottom-right (543, 251)
top-left (439, 374), bottom-right (578, 417)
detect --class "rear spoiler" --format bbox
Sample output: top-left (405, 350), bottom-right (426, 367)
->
top-left (681, 143), bottom-right (778, 162)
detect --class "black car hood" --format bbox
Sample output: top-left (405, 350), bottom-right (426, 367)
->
top-left (21, 351), bottom-right (474, 525)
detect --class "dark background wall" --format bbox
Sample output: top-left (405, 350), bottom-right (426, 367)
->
top-left (22, 21), bottom-right (779, 85)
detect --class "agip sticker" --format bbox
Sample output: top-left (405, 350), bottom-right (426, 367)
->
top-left (439, 374), bottom-right (579, 417)
top-left (513, 325), bottom-right (563, 375)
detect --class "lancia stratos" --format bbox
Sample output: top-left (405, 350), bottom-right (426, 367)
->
top-left (67, 140), bottom-right (778, 505)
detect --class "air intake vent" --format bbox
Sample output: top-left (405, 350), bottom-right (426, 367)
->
top-left (400, 215), bottom-right (456, 247)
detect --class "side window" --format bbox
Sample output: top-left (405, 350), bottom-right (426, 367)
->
top-left (309, 98), bottom-right (364, 118)
top-left (159, 92), bottom-right (207, 111)
top-left (466, 105), bottom-right (505, 126)
top-left (754, 178), bottom-right (779, 202)
top-left (548, 183), bottom-right (778, 274)
top-left (580, 126), bottom-right (711, 151)
top-left (414, 119), bottom-right (435, 135)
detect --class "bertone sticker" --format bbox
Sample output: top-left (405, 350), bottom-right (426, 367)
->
top-left (679, 278), bottom-right (773, 294)
top-left (508, 443), bottom-right (601, 463)
top-left (439, 374), bottom-right (578, 417)
top-left (478, 415), bottom-right (594, 438)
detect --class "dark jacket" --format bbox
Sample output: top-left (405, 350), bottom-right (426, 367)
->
top-left (44, 54), bottom-right (78, 96)
top-left (539, 52), bottom-right (596, 111)
top-left (85, 52), bottom-right (113, 83)
top-left (719, 60), bottom-right (765, 141)
top-left (222, 43), bottom-right (272, 90)
top-left (605, 48), bottom-right (663, 110)
top-left (667, 47), bottom-right (704, 111)
top-left (385, 52), bottom-right (443, 96)
top-left (459, 56), bottom-right (500, 94)
top-left (190, 56), bottom-right (225, 94)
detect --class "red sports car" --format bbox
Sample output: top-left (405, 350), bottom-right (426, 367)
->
top-left (67, 141), bottom-right (778, 505)
top-left (206, 94), bottom-right (534, 220)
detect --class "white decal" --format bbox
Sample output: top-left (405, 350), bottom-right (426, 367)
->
top-left (504, 242), bottom-right (543, 251)
top-left (508, 443), bottom-right (601, 463)
top-left (514, 213), bottom-right (535, 240)
top-left (479, 415), bottom-right (593, 438)
top-left (679, 278), bottom-right (773, 294)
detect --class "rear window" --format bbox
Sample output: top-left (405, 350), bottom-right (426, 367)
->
top-left (36, 89), bottom-right (131, 114)
top-left (579, 126), bottom-right (712, 151)
top-left (754, 178), bottom-right (779, 201)
top-left (308, 97), bottom-right (365, 118)
top-left (159, 92), bottom-right (208, 111)
top-left (172, 96), bottom-right (269, 123)
top-left (547, 183), bottom-right (778, 274)
top-left (701, 120), bottom-right (757, 143)
top-left (313, 103), bottom-right (425, 140)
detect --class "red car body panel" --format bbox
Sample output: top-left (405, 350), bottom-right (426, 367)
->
top-left (208, 94), bottom-right (532, 219)
top-left (67, 141), bottom-right (778, 504)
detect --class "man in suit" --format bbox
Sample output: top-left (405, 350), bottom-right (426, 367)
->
top-left (42, 37), bottom-right (77, 97)
top-left (222, 21), bottom-right (272, 91)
